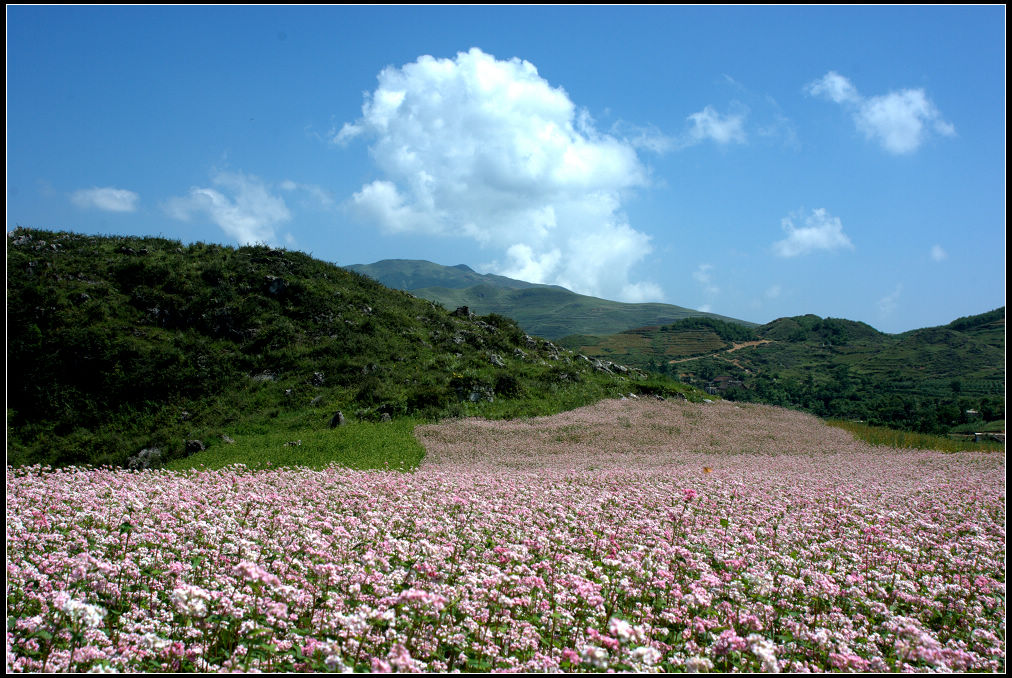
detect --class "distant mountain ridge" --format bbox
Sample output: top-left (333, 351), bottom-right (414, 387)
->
top-left (347, 259), bottom-right (754, 340)
top-left (346, 259), bottom-right (556, 292)
top-left (562, 310), bottom-right (1005, 435)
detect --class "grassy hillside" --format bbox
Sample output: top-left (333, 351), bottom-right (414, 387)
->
top-left (6, 228), bottom-right (701, 469)
top-left (559, 317), bottom-right (758, 366)
top-left (566, 312), bottom-right (1005, 435)
top-left (349, 259), bottom-right (754, 339)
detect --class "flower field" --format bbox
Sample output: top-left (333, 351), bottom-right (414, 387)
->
top-left (7, 399), bottom-right (1005, 672)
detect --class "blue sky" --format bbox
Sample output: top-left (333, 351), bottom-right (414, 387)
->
top-left (7, 5), bottom-right (1006, 333)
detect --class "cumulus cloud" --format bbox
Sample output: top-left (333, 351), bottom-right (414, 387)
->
top-left (163, 171), bottom-right (290, 245)
top-left (773, 208), bottom-right (854, 258)
top-left (930, 244), bottom-right (948, 262)
top-left (855, 90), bottom-right (956, 154)
top-left (70, 186), bottom-right (139, 212)
top-left (337, 47), bottom-right (661, 302)
top-left (806, 71), bottom-right (955, 154)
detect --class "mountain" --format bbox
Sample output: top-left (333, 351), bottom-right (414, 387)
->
top-left (346, 259), bottom-right (551, 292)
top-left (7, 228), bottom-right (698, 468)
top-left (347, 259), bottom-right (754, 339)
top-left (561, 311), bottom-right (1005, 434)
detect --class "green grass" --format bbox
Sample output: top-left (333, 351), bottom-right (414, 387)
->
top-left (165, 418), bottom-right (426, 472)
top-left (828, 419), bottom-right (1005, 453)
top-left (949, 419), bottom-right (1005, 434)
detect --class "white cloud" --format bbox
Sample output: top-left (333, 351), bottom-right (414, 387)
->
top-left (612, 121), bottom-right (677, 154)
top-left (806, 71), bottom-right (861, 105)
top-left (855, 89), bottom-right (955, 154)
top-left (338, 48), bottom-right (660, 302)
top-left (686, 106), bottom-right (747, 145)
top-left (614, 104), bottom-right (748, 153)
top-left (878, 284), bottom-right (902, 316)
top-left (163, 171), bottom-right (290, 245)
top-left (691, 263), bottom-right (720, 311)
top-left (930, 244), bottom-right (948, 262)
top-left (756, 111), bottom-right (800, 150)
top-left (70, 186), bottom-right (139, 212)
top-left (499, 243), bottom-right (562, 285)
top-left (773, 208), bottom-right (854, 258)
top-left (280, 179), bottom-right (335, 209)
top-left (751, 283), bottom-right (784, 311)
top-left (806, 71), bottom-right (955, 154)
top-left (692, 263), bottom-right (720, 295)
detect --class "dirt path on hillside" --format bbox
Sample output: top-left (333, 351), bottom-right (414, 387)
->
top-left (666, 339), bottom-right (773, 365)
top-left (727, 339), bottom-right (773, 352)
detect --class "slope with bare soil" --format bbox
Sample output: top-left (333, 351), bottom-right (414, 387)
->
top-left (665, 339), bottom-right (773, 365)
top-left (415, 396), bottom-right (955, 471)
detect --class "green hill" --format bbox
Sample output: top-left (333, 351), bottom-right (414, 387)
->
top-left (569, 310), bottom-right (1005, 435)
top-left (348, 259), bottom-right (754, 339)
top-left (7, 228), bottom-right (700, 469)
top-left (759, 315), bottom-right (883, 344)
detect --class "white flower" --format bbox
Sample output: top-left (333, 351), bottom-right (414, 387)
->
top-left (325, 653), bottom-right (348, 671)
top-left (61, 598), bottom-right (106, 629)
top-left (609, 617), bottom-right (634, 642)
top-left (140, 633), bottom-right (171, 651)
top-left (630, 646), bottom-right (662, 666)
top-left (685, 655), bottom-right (714, 672)
top-left (581, 645), bottom-right (610, 669)
top-left (810, 627), bottom-right (831, 650)
top-left (748, 634), bottom-right (780, 673)
top-left (170, 584), bottom-right (212, 618)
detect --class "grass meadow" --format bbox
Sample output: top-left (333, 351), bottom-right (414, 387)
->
top-left (163, 419), bottom-right (427, 473)
top-left (827, 419), bottom-right (1005, 454)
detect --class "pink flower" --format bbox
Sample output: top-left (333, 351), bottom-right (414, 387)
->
top-left (232, 560), bottom-right (281, 587)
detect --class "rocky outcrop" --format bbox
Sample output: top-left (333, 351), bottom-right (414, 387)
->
top-left (127, 447), bottom-right (162, 470)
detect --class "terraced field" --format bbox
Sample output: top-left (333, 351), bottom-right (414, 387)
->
top-left (565, 327), bottom-right (731, 364)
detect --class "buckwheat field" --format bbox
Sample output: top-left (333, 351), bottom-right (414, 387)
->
top-left (6, 399), bottom-right (1005, 672)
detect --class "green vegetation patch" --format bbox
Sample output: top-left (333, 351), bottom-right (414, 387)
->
top-left (828, 420), bottom-right (1004, 453)
top-left (164, 418), bottom-right (426, 472)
